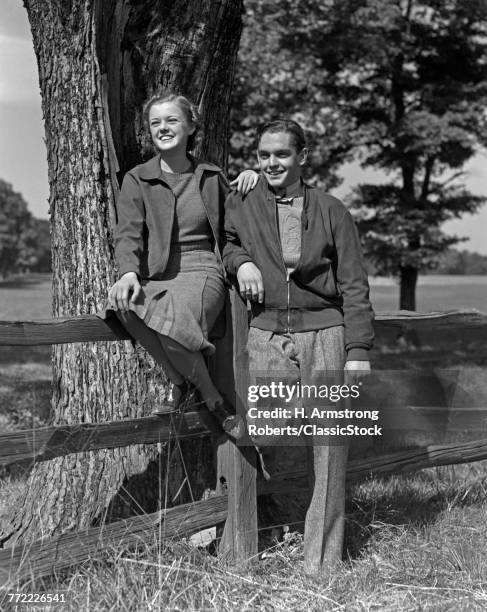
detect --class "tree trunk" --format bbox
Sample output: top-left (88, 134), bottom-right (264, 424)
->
top-left (1, 0), bottom-right (243, 546)
top-left (399, 265), bottom-right (418, 311)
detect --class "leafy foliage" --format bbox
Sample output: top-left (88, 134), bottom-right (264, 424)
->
top-left (232, 0), bottom-right (487, 307)
top-left (229, 0), bottom-right (354, 188)
top-left (433, 248), bottom-right (487, 275)
top-left (0, 180), bottom-right (51, 277)
top-left (352, 183), bottom-right (484, 274)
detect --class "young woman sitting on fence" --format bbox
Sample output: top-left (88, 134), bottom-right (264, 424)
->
top-left (104, 93), bottom-right (256, 440)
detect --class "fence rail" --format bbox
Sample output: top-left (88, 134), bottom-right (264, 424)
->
top-left (3, 405), bottom-right (487, 469)
top-left (3, 435), bottom-right (487, 583)
top-left (0, 495), bottom-right (228, 584)
top-left (1, 308), bottom-right (487, 585)
top-left (1, 309), bottom-right (486, 346)
top-left (3, 412), bottom-right (487, 471)
top-left (3, 412), bottom-right (487, 476)
top-left (0, 412), bottom-right (216, 466)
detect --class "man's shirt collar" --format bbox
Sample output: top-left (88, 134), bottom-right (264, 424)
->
top-left (265, 177), bottom-right (304, 199)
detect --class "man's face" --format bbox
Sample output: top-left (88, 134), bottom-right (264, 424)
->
top-left (257, 131), bottom-right (307, 192)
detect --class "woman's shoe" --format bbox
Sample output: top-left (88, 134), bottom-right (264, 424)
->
top-left (152, 381), bottom-right (188, 416)
top-left (208, 398), bottom-right (246, 440)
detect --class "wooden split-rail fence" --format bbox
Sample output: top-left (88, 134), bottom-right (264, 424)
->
top-left (0, 290), bottom-right (486, 585)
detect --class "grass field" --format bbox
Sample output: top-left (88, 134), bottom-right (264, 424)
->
top-left (369, 274), bottom-right (487, 313)
top-left (1, 273), bottom-right (486, 321)
top-left (1, 274), bottom-right (487, 610)
top-left (0, 275), bottom-right (52, 435)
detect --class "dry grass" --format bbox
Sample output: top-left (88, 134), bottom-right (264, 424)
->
top-left (2, 274), bottom-right (487, 610)
top-left (0, 359), bottom-right (51, 434)
top-left (1, 466), bottom-right (487, 610)
top-left (0, 273), bottom-right (52, 321)
top-left (0, 274), bottom-right (52, 435)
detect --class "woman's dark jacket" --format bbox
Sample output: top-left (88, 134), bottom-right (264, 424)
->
top-left (114, 155), bottom-right (228, 279)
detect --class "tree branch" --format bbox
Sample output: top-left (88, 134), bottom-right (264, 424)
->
top-left (404, 0), bottom-right (414, 22)
top-left (430, 171), bottom-right (467, 194)
top-left (420, 156), bottom-right (435, 201)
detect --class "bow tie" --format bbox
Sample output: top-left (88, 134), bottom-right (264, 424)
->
top-left (275, 195), bottom-right (295, 205)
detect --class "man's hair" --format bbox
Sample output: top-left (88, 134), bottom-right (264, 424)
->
top-left (257, 119), bottom-right (306, 152)
top-left (142, 93), bottom-right (200, 151)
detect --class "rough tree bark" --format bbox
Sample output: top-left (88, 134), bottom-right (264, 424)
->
top-left (1, 0), bottom-right (243, 546)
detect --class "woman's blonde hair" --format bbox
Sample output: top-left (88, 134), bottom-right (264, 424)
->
top-left (143, 93), bottom-right (200, 151)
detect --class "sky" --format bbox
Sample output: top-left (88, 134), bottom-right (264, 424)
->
top-left (1, 0), bottom-right (486, 254)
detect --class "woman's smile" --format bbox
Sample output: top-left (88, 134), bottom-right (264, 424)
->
top-left (148, 101), bottom-right (195, 154)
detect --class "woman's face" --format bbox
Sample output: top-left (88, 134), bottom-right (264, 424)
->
top-left (148, 101), bottom-right (195, 155)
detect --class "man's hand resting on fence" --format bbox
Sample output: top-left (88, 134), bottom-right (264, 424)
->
top-left (237, 262), bottom-right (264, 303)
top-left (344, 360), bottom-right (371, 385)
top-left (108, 272), bottom-right (141, 312)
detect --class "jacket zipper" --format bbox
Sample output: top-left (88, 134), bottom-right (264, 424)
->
top-left (287, 185), bottom-right (307, 280)
top-left (286, 270), bottom-right (291, 332)
top-left (273, 198), bottom-right (292, 333)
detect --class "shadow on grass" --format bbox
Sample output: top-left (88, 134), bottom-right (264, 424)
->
top-left (0, 273), bottom-right (51, 290)
top-left (252, 435), bottom-right (487, 559)
top-left (344, 466), bottom-right (487, 560)
top-left (252, 463), bottom-right (487, 559)
top-left (0, 345), bottom-right (51, 365)
top-left (0, 345), bottom-right (52, 481)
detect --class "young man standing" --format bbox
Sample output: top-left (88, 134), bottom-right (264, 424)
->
top-left (223, 119), bottom-right (374, 575)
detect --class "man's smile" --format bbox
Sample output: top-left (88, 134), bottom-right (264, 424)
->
top-left (257, 132), bottom-right (307, 189)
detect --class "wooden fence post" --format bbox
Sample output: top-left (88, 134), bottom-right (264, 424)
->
top-left (210, 287), bottom-right (258, 564)
top-left (2, 309), bottom-right (487, 568)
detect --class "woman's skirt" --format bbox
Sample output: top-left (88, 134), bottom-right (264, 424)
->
top-left (102, 249), bottom-right (225, 356)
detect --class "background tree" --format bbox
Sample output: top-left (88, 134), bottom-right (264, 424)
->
top-left (0, 180), bottom-right (51, 276)
top-left (0, 180), bottom-right (32, 278)
top-left (433, 248), bottom-right (487, 275)
top-left (231, 0), bottom-right (487, 309)
top-left (14, 217), bottom-right (50, 274)
top-left (1, 0), bottom-right (243, 546)
top-left (27, 218), bottom-right (52, 273)
top-left (229, 0), bottom-right (353, 189)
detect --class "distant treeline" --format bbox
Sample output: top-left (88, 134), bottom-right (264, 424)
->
top-left (365, 248), bottom-right (487, 277)
top-left (0, 179), bottom-right (51, 278)
top-left (428, 248), bottom-right (487, 275)
top-left (1, 177), bottom-right (485, 279)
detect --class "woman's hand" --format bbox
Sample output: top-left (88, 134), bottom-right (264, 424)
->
top-left (230, 170), bottom-right (260, 195)
top-left (108, 272), bottom-right (141, 311)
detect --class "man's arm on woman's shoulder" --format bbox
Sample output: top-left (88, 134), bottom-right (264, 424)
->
top-left (229, 170), bottom-right (260, 195)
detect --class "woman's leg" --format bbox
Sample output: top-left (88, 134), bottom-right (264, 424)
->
top-left (117, 310), bottom-right (220, 402)
top-left (157, 335), bottom-right (222, 410)
top-left (116, 311), bottom-right (184, 385)
top-left (115, 311), bottom-right (243, 438)
top-left (157, 335), bottom-right (245, 439)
